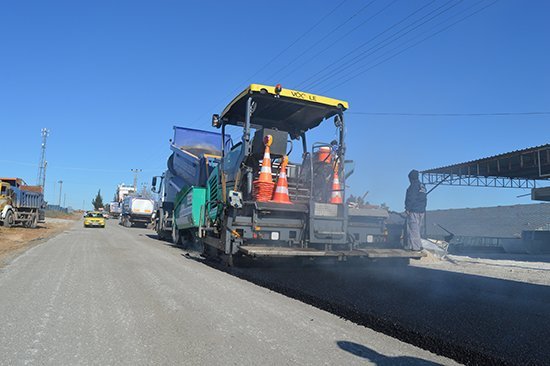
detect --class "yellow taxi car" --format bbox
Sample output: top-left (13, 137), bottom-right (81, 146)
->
top-left (84, 211), bottom-right (106, 228)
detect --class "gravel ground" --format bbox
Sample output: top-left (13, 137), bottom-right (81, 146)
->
top-left (0, 220), bottom-right (456, 366)
top-left (0, 220), bottom-right (75, 267)
top-left (44, 217), bottom-right (78, 224)
top-left (413, 253), bottom-right (550, 286)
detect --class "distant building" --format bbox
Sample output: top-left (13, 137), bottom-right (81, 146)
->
top-left (116, 184), bottom-right (136, 203)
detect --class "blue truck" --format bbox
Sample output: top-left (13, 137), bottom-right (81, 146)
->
top-left (151, 126), bottom-right (230, 241)
top-left (0, 177), bottom-right (45, 228)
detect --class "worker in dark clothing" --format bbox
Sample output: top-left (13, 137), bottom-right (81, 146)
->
top-left (404, 169), bottom-right (427, 251)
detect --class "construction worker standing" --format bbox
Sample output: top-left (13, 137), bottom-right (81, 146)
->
top-left (404, 169), bottom-right (427, 251)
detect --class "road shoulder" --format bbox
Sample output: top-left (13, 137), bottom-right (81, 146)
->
top-left (0, 217), bottom-right (79, 268)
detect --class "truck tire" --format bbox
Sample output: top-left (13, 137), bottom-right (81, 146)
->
top-left (31, 213), bottom-right (38, 228)
top-left (172, 225), bottom-right (182, 246)
top-left (3, 210), bottom-right (15, 228)
top-left (26, 213), bottom-right (38, 229)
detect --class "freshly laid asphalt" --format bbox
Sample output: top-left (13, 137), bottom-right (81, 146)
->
top-left (0, 220), bottom-right (457, 366)
top-left (227, 252), bottom-right (550, 365)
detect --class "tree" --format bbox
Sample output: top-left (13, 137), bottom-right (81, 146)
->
top-left (92, 190), bottom-right (104, 210)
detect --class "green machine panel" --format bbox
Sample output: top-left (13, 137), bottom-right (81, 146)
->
top-left (174, 187), bottom-right (206, 230)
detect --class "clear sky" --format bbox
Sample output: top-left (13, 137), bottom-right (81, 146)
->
top-left (1, 0), bottom-right (549, 211)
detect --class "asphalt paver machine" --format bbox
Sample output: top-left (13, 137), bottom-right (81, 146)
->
top-left (170, 84), bottom-right (424, 265)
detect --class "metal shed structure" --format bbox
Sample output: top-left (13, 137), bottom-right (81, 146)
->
top-left (421, 144), bottom-right (550, 200)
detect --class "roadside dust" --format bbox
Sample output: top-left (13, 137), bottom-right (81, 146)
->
top-left (413, 253), bottom-right (550, 286)
top-left (0, 217), bottom-right (79, 266)
top-left (416, 250), bottom-right (442, 264)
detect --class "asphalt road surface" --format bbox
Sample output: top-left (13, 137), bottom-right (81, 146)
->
top-left (0, 220), bottom-right (457, 366)
top-left (228, 253), bottom-right (550, 365)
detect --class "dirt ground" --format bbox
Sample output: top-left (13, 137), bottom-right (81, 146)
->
top-left (0, 214), bottom-right (80, 267)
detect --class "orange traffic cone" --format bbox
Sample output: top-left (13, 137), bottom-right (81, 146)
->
top-left (330, 163), bottom-right (343, 204)
top-left (253, 135), bottom-right (275, 202)
top-left (271, 156), bottom-right (292, 204)
top-left (257, 135), bottom-right (273, 183)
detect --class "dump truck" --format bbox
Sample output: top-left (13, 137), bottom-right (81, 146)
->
top-left (120, 196), bottom-right (154, 227)
top-left (151, 127), bottom-right (230, 240)
top-left (163, 84), bottom-right (423, 265)
top-left (0, 178), bottom-right (45, 228)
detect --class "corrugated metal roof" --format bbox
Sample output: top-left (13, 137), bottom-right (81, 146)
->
top-left (422, 144), bottom-right (550, 180)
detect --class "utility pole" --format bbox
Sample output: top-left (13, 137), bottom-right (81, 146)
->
top-left (141, 182), bottom-right (148, 198)
top-left (43, 161), bottom-right (48, 189)
top-left (131, 169), bottom-right (142, 190)
top-left (58, 180), bottom-right (63, 207)
top-left (37, 128), bottom-right (50, 189)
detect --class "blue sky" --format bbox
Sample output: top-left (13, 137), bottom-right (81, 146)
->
top-left (1, 0), bottom-right (549, 210)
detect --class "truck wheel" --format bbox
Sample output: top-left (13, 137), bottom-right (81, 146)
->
top-left (3, 210), bottom-right (15, 228)
top-left (172, 226), bottom-right (182, 246)
top-left (220, 253), bottom-right (234, 267)
top-left (180, 230), bottom-right (192, 249)
top-left (29, 214), bottom-right (38, 229)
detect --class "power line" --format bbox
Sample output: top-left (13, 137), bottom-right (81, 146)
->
top-left (264, 0), bottom-right (378, 83)
top-left (297, 0), bottom-right (439, 90)
top-left (318, 0), bottom-right (486, 93)
top-left (348, 111), bottom-right (550, 116)
top-left (321, 0), bottom-right (484, 93)
top-left (305, 0), bottom-right (462, 90)
top-left (188, 0), bottom-right (349, 126)
top-left (323, 0), bottom-right (499, 93)
top-left (309, 0), bottom-right (461, 90)
top-left (235, 0), bottom-right (348, 84)
top-left (277, 0), bottom-right (398, 84)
